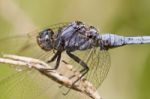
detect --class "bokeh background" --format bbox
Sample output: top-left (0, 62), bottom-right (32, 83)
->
top-left (0, 0), bottom-right (150, 99)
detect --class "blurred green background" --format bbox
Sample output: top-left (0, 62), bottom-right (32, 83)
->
top-left (0, 0), bottom-right (150, 99)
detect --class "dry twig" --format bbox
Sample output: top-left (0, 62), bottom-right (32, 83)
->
top-left (0, 54), bottom-right (101, 99)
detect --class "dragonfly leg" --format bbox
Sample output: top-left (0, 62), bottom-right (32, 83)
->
top-left (63, 51), bottom-right (89, 95)
top-left (44, 51), bottom-right (62, 70)
top-left (47, 51), bottom-right (60, 63)
top-left (53, 52), bottom-right (62, 70)
top-left (66, 51), bottom-right (89, 76)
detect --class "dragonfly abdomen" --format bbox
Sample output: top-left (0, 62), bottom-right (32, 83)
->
top-left (124, 36), bottom-right (150, 44)
top-left (99, 34), bottom-right (150, 49)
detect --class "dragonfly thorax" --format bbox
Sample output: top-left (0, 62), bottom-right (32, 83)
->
top-left (37, 28), bottom-right (55, 51)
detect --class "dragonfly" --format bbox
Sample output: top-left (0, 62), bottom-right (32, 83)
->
top-left (0, 21), bottom-right (150, 99)
top-left (36, 21), bottom-right (150, 87)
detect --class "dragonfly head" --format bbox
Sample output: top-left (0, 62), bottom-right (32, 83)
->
top-left (37, 28), bottom-right (54, 51)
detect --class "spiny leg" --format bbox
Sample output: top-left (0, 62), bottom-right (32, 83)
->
top-left (46, 50), bottom-right (64, 89)
top-left (44, 51), bottom-right (62, 70)
top-left (53, 52), bottom-right (62, 70)
top-left (63, 51), bottom-right (89, 95)
top-left (47, 51), bottom-right (60, 63)
top-left (66, 51), bottom-right (89, 78)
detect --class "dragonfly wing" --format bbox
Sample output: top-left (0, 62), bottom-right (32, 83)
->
top-left (0, 66), bottom-right (89, 99)
top-left (85, 48), bottom-right (110, 88)
top-left (52, 86), bottom-right (90, 99)
top-left (48, 22), bottom-right (70, 31)
top-left (0, 69), bottom-right (62, 99)
top-left (0, 22), bottom-right (71, 59)
top-left (68, 47), bottom-right (110, 89)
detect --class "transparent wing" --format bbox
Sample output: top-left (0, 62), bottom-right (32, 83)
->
top-left (0, 65), bottom-right (90, 99)
top-left (52, 86), bottom-right (90, 99)
top-left (85, 48), bottom-right (110, 88)
top-left (67, 47), bottom-right (111, 89)
top-left (48, 22), bottom-right (70, 31)
top-left (27, 22), bottom-right (70, 37)
top-left (0, 68), bottom-right (62, 99)
top-left (0, 22), bottom-right (70, 59)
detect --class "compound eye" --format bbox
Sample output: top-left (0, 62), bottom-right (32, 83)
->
top-left (45, 35), bottom-right (50, 42)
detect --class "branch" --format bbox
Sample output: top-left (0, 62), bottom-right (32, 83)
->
top-left (0, 54), bottom-right (101, 99)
